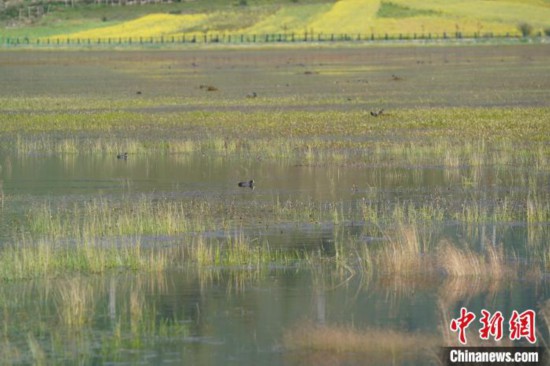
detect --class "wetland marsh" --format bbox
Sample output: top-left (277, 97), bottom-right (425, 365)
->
top-left (1, 45), bottom-right (550, 365)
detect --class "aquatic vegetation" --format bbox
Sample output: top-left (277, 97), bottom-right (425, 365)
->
top-left (0, 45), bottom-right (549, 365)
top-left (56, 277), bottom-right (97, 327)
top-left (4, 174), bottom-right (547, 280)
top-left (4, 108), bottom-right (550, 160)
top-left (23, 197), bottom-right (210, 239)
top-left (0, 235), bottom-right (170, 280)
top-left (283, 322), bottom-right (437, 360)
top-left (365, 224), bottom-right (521, 280)
top-left (375, 225), bottom-right (425, 275)
top-left (20, 196), bottom-right (340, 241)
top-left (190, 233), bottom-right (302, 268)
top-left (437, 241), bottom-right (511, 278)
top-left (0, 275), bottom-right (191, 364)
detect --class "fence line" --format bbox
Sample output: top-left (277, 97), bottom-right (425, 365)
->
top-left (0, 31), bottom-right (545, 47)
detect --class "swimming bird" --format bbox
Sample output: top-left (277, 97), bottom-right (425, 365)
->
top-left (200, 84), bottom-right (218, 92)
top-left (238, 179), bottom-right (254, 189)
top-left (391, 74), bottom-right (403, 81)
top-left (370, 109), bottom-right (384, 117)
top-left (117, 152), bottom-right (128, 160)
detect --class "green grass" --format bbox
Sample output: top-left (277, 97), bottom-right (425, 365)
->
top-left (191, 233), bottom-right (302, 268)
top-left (0, 236), bottom-right (171, 280)
top-left (377, 2), bottom-right (440, 18)
top-left (1, 101), bottom-right (550, 143)
top-left (3, 109), bottom-right (550, 188)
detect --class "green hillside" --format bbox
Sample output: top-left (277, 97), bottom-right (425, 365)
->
top-left (1, 0), bottom-right (550, 40)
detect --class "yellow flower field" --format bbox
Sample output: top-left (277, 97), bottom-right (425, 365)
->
top-left (388, 0), bottom-right (550, 28)
top-left (60, 13), bottom-right (208, 40)
top-left (371, 16), bottom-right (516, 36)
top-left (47, 0), bottom-right (549, 41)
top-left (306, 0), bottom-right (381, 34)
top-left (238, 3), bottom-right (332, 35)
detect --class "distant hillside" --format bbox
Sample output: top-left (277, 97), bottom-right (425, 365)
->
top-left (2, 0), bottom-right (550, 40)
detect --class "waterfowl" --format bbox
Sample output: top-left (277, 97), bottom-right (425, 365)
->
top-left (199, 84), bottom-right (218, 92)
top-left (238, 179), bottom-right (254, 189)
top-left (370, 109), bottom-right (384, 117)
top-left (117, 152), bottom-right (128, 160)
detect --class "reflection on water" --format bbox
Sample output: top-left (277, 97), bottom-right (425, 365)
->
top-left (1, 152), bottom-right (549, 365)
top-left (0, 268), bottom-right (548, 365)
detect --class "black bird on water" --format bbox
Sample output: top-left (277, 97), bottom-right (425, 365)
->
top-left (238, 179), bottom-right (254, 189)
top-left (117, 152), bottom-right (128, 160)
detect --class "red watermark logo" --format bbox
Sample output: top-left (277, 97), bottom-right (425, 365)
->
top-left (450, 307), bottom-right (536, 345)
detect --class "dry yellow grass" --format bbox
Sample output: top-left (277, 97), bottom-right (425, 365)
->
top-left (283, 322), bottom-right (437, 363)
top-left (376, 225), bottom-right (425, 275)
top-left (437, 242), bottom-right (511, 278)
top-left (373, 225), bottom-right (515, 281)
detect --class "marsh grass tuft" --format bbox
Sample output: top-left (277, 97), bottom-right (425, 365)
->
top-left (190, 233), bottom-right (302, 267)
top-left (370, 224), bottom-right (516, 280)
top-left (376, 225), bottom-right (425, 275)
top-left (437, 241), bottom-right (511, 278)
top-left (25, 198), bottom-right (203, 239)
top-left (0, 237), bottom-right (168, 281)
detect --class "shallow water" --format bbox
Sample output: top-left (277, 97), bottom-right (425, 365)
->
top-left (1, 45), bottom-right (550, 365)
top-left (1, 150), bottom-right (549, 365)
